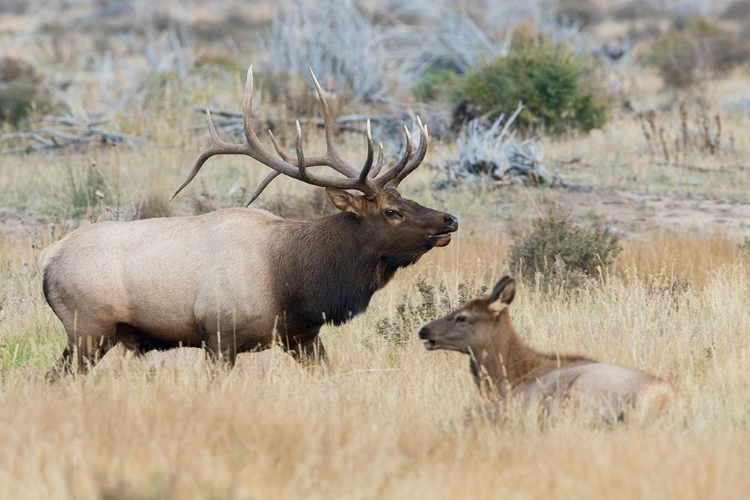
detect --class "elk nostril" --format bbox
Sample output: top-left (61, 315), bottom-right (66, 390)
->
top-left (418, 327), bottom-right (429, 339)
top-left (444, 214), bottom-right (458, 229)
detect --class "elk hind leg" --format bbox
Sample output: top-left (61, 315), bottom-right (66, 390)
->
top-left (46, 321), bottom-right (117, 379)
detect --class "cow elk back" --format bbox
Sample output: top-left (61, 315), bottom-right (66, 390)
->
top-left (419, 276), bottom-right (675, 422)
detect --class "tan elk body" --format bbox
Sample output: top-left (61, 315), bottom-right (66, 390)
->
top-left (419, 277), bottom-right (675, 421)
top-left (40, 67), bottom-right (458, 376)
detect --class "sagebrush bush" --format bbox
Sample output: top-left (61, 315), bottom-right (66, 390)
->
top-left (647, 17), bottom-right (750, 88)
top-left (557, 0), bottom-right (602, 27)
top-left (450, 44), bottom-right (611, 135)
top-left (722, 0), bottom-right (750, 20)
top-left (376, 278), bottom-right (486, 347)
top-left (610, 1), bottom-right (667, 21)
top-left (412, 67), bottom-right (457, 103)
top-left (508, 212), bottom-right (621, 289)
top-left (65, 163), bottom-right (112, 217)
top-left (0, 82), bottom-right (54, 129)
top-left (261, 0), bottom-right (387, 102)
top-left (135, 190), bottom-right (174, 219)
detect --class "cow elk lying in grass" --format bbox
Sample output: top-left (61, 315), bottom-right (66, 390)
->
top-left (419, 276), bottom-right (675, 422)
top-left (40, 66), bottom-right (458, 377)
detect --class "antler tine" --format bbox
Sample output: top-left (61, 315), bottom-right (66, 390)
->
top-left (308, 67), bottom-right (359, 178)
top-left (358, 119), bottom-right (375, 184)
top-left (295, 121), bottom-right (306, 177)
top-left (171, 108), bottom-right (238, 200)
top-left (172, 65), bottom-right (305, 201)
top-left (385, 116), bottom-right (429, 188)
top-left (245, 171), bottom-right (281, 207)
top-left (369, 142), bottom-right (384, 179)
top-left (242, 66), bottom-right (260, 145)
top-left (373, 125), bottom-right (413, 189)
top-left (268, 130), bottom-right (294, 162)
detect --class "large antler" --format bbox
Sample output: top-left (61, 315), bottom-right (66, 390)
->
top-left (171, 66), bottom-right (429, 206)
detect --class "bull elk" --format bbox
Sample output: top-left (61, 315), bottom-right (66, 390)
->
top-left (419, 277), bottom-right (675, 422)
top-left (40, 66), bottom-right (458, 376)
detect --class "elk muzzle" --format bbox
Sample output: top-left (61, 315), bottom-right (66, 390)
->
top-left (426, 213), bottom-right (459, 247)
top-left (418, 325), bottom-right (439, 350)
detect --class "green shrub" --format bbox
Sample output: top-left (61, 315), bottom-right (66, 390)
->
top-left (722, 0), bottom-right (750, 20)
top-left (65, 163), bottom-right (112, 218)
top-left (557, 0), bottom-right (602, 27)
top-left (135, 190), bottom-right (174, 219)
top-left (195, 49), bottom-right (244, 75)
top-left (647, 17), bottom-right (750, 88)
top-left (412, 67), bottom-right (458, 103)
top-left (610, 1), bottom-right (667, 21)
top-left (450, 44), bottom-right (611, 135)
top-left (739, 237), bottom-right (750, 255)
top-left (0, 58), bottom-right (54, 129)
top-left (0, 82), bottom-right (54, 129)
top-left (508, 211), bottom-right (621, 290)
top-left (376, 278), bottom-right (445, 347)
top-left (375, 278), bottom-right (485, 347)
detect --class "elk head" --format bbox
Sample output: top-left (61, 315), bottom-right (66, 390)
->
top-left (326, 187), bottom-right (457, 268)
top-left (171, 66), bottom-right (458, 250)
top-left (419, 276), bottom-right (516, 354)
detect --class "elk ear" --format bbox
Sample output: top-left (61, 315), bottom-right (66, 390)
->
top-left (489, 276), bottom-right (515, 312)
top-left (326, 188), bottom-right (367, 216)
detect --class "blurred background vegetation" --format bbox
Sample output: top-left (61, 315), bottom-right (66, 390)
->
top-left (3, 0), bottom-right (750, 142)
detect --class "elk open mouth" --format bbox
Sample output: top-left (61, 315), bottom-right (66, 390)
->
top-left (427, 233), bottom-right (453, 247)
top-left (423, 339), bottom-right (437, 350)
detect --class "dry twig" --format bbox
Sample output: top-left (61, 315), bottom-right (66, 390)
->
top-left (0, 116), bottom-right (142, 154)
top-left (435, 102), bottom-right (562, 189)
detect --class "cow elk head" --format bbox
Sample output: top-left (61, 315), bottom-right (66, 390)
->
top-left (419, 276), bottom-right (516, 354)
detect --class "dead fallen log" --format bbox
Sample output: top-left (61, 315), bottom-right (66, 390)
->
top-left (436, 102), bottom-right (571, 189)
top-left (0, 118), bottom-right (143, 154)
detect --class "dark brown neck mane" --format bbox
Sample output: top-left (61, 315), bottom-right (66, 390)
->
top-left (271, 212), bottom-right (425, 335)
top-left (469, 313), bottom-right (593, 398)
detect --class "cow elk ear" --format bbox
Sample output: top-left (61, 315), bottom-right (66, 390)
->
top-left (489, 276), bottom-right (516, 313)
top-left (326, 188), bottom-right (367, 216)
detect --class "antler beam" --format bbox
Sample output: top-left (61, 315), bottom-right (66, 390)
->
top-left (171, 66), bottom-right (430, 205)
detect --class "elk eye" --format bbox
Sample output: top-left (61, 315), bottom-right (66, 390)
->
top-left (455, 315), bottom-right (467, 323)
top-left (384, 209), bottom-right (402, 219)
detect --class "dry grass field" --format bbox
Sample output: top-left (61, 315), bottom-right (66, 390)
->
top-left (2, 1), bottom-right (750, 499)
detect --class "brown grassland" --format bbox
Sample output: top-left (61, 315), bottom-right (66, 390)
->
top-left (2, 1), bottom-right (750, 498)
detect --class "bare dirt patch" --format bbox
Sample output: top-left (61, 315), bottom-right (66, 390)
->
top-left (2, 187), bottom-right (749, 245)
top-left (0, 209), bottom-right (55, 240)
top-left (561, 189), bottom-right (750, 240)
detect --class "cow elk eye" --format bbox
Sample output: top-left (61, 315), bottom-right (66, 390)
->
top-left (384, 209), bottom-right (402, 219)
top-left (455, 315), bottom-right (467, 323)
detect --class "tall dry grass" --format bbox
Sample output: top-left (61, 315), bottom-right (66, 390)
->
top-left (1, 222), bottom-right (750, 498)
top-left (2, 94), bottom-right (750, 498)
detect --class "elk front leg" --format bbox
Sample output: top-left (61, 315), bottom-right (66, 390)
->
top-left (203, 326), bottom-right (239, 367)
top-left (285, 331), bottom-right (328, 366)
